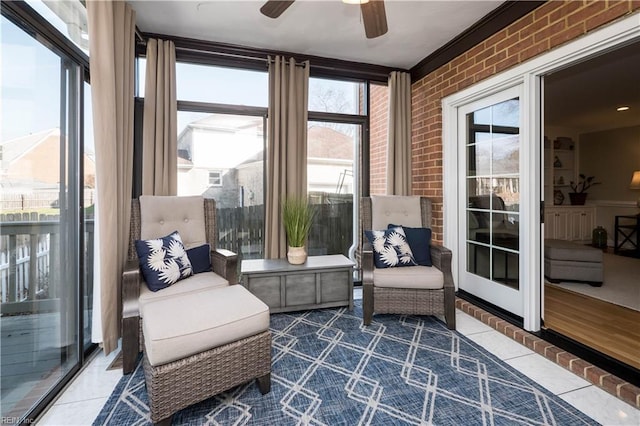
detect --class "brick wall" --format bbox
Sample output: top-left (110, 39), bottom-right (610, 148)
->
top-left (411, 0), bottom-right (640, 243)
top-left (369, 83), bottom-right (389, 195)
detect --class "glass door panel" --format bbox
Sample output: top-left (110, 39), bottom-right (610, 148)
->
top-left (1, 15), bottom-right (82, 421)
top-left (459, 86), bottom-right (523, 315)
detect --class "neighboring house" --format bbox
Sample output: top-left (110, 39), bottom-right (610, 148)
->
top-left (178, 119), bottom-right (355, 208)
top-left (177, 115), bottom-right (264, 208)
top-left (0, 128), bottom-right (96, 210)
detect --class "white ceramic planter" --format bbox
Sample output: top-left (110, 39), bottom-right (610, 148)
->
top-left (287, 246), bottom-right (307, 265)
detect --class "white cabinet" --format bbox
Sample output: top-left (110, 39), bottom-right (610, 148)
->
top-left (545, 206), bottom-right (595, 242)
top-left (545, 208), bottom-right (569, 239)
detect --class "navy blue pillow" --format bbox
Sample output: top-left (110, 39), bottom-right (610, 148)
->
top-left (135, 231), bottom-right (193, 292)
top-left (187, 244), bottom-right (212, 274)
top-left (388, 224), bottom-right (432, 267)
top-left (364, 227), bottom-right (417, 268)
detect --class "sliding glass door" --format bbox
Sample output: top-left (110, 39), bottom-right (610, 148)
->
top-left (1, 13), bottom-right (88, 422)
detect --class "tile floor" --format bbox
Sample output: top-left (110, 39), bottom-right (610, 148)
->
top-left (37, 290), bottom-right (640, 425)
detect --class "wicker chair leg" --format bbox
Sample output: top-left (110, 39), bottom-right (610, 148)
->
top-left (363, 284), bottom-right (374, 325)
top-left (154, 415), bottom-right (172, 426)
top-left (257, 373), bottom-right (271, 394)
top-left (122, 316), bottom-right (139, 374)
top-left (444, 286), bottom-right (456, 330)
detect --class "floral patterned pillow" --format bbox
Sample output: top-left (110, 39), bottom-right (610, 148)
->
top-left (135, 231), bottom-right (193, 292)
top-left (364, 227), bottom-right (418, 268)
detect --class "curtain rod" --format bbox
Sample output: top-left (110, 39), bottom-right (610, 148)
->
top-left (266, 56), bottom-right (308, 68)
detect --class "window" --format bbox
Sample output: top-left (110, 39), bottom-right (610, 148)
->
top-left (309, 77), bottom-right (364, 114)
top-left (208, 170), bottom-right (222, 186)
top-left (169, 62), bottom-right (269, 262)
top-left (307, 77), bottom-right (367, 266)
top-left (1, 9), bottom-right (91, 422)
top-left (136, 57), bottom-right (378, 272)
top-left (177, 62), bottom-right (268, 107)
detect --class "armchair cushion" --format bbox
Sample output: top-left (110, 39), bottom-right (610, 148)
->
top-left (388, 224), bottom-right (432, 267)
top-left (135, 231), bottom-right (193, 292)
top-left (187, 244), bottom-right (212, 274)
top-left (373, 265), bottom-right (444, 290)
top-left (365, 227), bottom-right (417, 268)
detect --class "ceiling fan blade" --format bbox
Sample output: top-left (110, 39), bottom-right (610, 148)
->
top-left (260, 0), bottom-right (295, 19)
top-left (361, 0), bottom-right (388, 39)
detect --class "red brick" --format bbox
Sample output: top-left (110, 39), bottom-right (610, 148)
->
top-left (507, 37), bottom-right (535, 57)
top-left (520, 15), bottom-right (550, 39)
top-left (495, 33), bottom-right (521, 53)
top-left (484, 48), bottom-right (508, 68)
top-left (600, 374), bottom-right (627, 395)
top-left (543, 345), bottom-right (563, 361)
top-left (508, 14), bottom-right (535, 35)
top-left (617, 383), bottom-right (640, 407)
top-left (533, 1), bottom-right (563, 21)
top-left (519, 40), bottom-right (549, 62)
top-left (533, 20), bottom-right (566, 43)
top-left (549, 23), bottom-right (585, 49)
top-left (567, 1), bottom-right (607, 27)
top-left (585, 1), bottom-right (631, 31)
top-left (495, 55), bottom-right (520, 73)
top-left (549, 1), bottom-right (583, 24)
top-left (568, 358), bottom-right (591, 377)
top-left (473, 46), bottom-right (496, 64)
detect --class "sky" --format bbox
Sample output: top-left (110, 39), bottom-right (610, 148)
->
top-left (2, 2), bottom-right (361, 151)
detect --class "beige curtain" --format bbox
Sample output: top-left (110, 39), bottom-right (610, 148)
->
top-left (142, 38), bottom-right (177, 195)
top-left (386, 71), bottom-right (412, 195)
top-left (265, 56), bottom-right (310, 259)
top-left (87, 0), bottom-right (135, 354)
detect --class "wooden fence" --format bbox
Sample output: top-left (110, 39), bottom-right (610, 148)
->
top-left (216, 199), bottom-right (354, 261)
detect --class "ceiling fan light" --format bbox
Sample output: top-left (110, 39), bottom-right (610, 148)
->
top-left (343, 0), bottom-right (369, 4)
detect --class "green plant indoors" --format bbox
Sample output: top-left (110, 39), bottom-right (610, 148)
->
top-left (282, 196), bottom-right (316, 248)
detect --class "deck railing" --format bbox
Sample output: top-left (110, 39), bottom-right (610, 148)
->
top-left (0, 195), bottom-right (354, 313)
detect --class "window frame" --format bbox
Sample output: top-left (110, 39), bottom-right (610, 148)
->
top-left (208, 170), bottom-right (223, 187)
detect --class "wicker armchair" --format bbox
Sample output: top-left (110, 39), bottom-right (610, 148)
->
top-left (361, 196), bottom-right (456, 329)
top-left (121, 196), bottom-right (238, 374)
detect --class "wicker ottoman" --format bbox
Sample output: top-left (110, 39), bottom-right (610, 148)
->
top-left (544, 239), bottom-right (603, 286)
top-left (141, 285), bottom-right (271, 425)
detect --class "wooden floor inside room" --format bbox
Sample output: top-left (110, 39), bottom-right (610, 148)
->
top-left (544, 284), bottom-right (640, 370)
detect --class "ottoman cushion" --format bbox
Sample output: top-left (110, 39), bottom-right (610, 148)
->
top-left (544, 239), bottom-right (603, 263)
top-left (142, 285), bottom-right (270, 366)
top-left (139, 271), bottom-right (229, 315)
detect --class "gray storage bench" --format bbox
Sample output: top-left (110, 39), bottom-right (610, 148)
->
top-left (544, 239), bottom-right (603, 287)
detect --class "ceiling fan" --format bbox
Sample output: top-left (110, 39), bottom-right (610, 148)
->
top-left (260, 0), bottom-right (388, 39)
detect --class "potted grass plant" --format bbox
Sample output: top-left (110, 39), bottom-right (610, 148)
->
top-left (282, 196), bottom-right (316, 264)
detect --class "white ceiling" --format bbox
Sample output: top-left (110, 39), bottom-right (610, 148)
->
top-left (545, 42), bottom-right (640, 133)
top-left (129, 0), bottom-right (503, 69)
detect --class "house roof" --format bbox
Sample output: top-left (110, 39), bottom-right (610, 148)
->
top-left (1, 128), bottom-right (60, 169)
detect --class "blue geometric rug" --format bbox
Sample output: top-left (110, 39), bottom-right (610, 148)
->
top-left (94, 301), bottom-right (597, 425)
